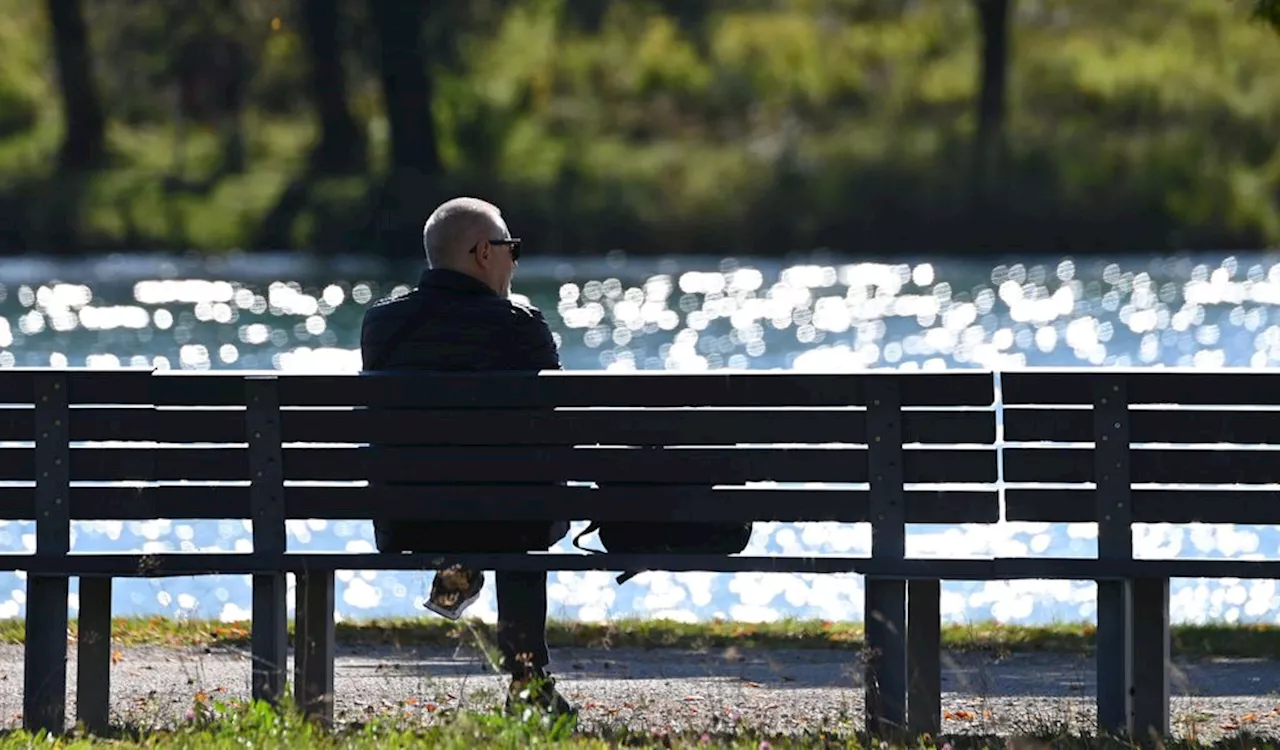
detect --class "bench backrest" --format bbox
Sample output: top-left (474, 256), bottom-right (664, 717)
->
top-left (0, 369), bottom-right (998, 555)
top-left (1002, 369), bottom-right (1280, 532)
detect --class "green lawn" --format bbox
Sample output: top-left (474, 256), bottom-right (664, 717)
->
top-left (5, 615), bottom-right (1278, 659)
top-left (3, 616), bottom-right (1279, 747)
top-left (1, 701), bottom-right (1276, 749)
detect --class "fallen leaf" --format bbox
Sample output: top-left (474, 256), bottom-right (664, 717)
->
top-left (110, 650), bottom-right (123, 665)
top-left (425, 703), bottom-right (438, 713)
top-left (1243, 713), bottom-right (1258, 723)
top-left (684, 695), bottom-right (703, 702)
top-left (1221, 723), bottom-right (1239, 732)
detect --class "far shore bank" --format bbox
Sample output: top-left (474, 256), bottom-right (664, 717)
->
top-left (4, 616), bottom-right (1276, 659)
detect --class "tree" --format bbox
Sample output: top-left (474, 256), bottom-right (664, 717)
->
top-left (300, 0), bottom-right (366, 172)
top-left (170, 0), bottom-right (250, 175)
top-left (47, 0), bottom-right (106, 171)
top-left (369, 0), bottom-right (441, 178)
top-left (1255, 0), bottom-right (1280, 31)
top-left (972, 0), bottom-right (1012, 205)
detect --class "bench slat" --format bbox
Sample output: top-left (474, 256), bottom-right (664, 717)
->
top-left (276, 371), bottom-right (996, 408)
top-left (0, 486), bottom-right (997, 523)
top-left (1006, 488), bottom-right (1280, 524)
top-left (0, 445), bottom-right (997, 482)
top-left (3, 369), bottom-right (992, 408)
top-left (289, 446), bottom-right (997, 483)
top-left (1001, 369), bottom-right (1280, 406)
top-left (0, 447), bottom-right (240, 481)
top-left (2, 407), bottom-right (994, 445)
top-left (5, 553), bottom-right (1280, 579)
top-left (1004, 408), bottom-right (1280, 444)
top-left (129, 371), bottom-right (994, 408)
top-left (0, 369), bottom-right (152, 405)
top-left (1005, 447), bottom-right (1280, 484)
top-left (0, 408), bottom-right (245, 443)
top-left (278, 408), bottom-right (995, 446)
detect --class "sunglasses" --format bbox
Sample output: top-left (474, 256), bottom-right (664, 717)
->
top-left (469, 237), bottom-right (522, 261)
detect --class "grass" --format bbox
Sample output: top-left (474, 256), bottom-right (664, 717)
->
top-left (0, 616), bottom-right (1276, 746)
top-left (0, 698), bottom-right (1276, 749)
top-left (2, 615), bottom-right (1278, 659)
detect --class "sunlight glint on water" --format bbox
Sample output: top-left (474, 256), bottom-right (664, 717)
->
top-left (1, 251), bottom-right (1279, 625)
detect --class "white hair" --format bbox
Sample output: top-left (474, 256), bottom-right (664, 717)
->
top-left (422, 197), bottom-right (503, 268)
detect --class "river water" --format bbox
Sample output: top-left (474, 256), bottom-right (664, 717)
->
top-left (1, 249), bottom-right (1278, 627)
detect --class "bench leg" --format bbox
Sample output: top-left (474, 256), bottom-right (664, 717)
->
top-left (75, 577), bottom-right (112, 734)
top-left (251, 572), bottom-right (288, 705)
top-left (1096, 579), bottom-right (1127, 735)
top-left (864, 578), bottom-right (906, 735)
top-left (24, 574), bottom-right (69, 734)
top-left (293, 571), bottom-right (335, 724)
top-left (906, 579), bottom-right (941, 737)
top-left (1128, 577), bottom-right (1169, 741)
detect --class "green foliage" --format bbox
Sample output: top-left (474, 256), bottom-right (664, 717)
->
top-left (0, 0), bottom-right (50, 139)
top-left (0, 79), bottom-right (39, 139)
top-left (1, 0), bottom-right (1279, 254)
top-left (1255, 0), bottom-right (1280, 30)
top-left (1, 696), bottom-right (1280, 748)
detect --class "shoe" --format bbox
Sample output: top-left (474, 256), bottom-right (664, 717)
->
top-left (504, 671), bottom-right (578, 719)
top-left (423, 564), bottom-right (484, 621)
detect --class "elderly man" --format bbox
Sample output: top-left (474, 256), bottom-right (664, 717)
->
top-left (360, 197), bottom-right (575, 717)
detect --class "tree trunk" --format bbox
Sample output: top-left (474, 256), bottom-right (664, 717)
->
top-left (301, 0), bottom-right (366, 172)
top-left (369, 0), bottom-right (440, 177)
top-left (47, 0), bottom-right (106, 172)
top-left (973, 0), bottom-right (1011, 203)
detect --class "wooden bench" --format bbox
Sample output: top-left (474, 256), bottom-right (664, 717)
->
top-left (1001, 368), bottom-right (1280, 739)
top-left (3, 366), bottom-right (1275, 739)
top-left (0, 367), bottom-right (997, 735)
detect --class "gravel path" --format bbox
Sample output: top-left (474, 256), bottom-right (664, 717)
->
top-left (2, 643), bottom-right (1278, 740)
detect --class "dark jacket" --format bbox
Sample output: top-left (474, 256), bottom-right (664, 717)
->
top-left (361, 268), bottom-right (560, 373)
top-left (360, 268), bottom-right (566, 552)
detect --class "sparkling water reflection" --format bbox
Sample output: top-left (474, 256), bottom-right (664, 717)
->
top-left (2, 250), bottom-right (1280, 625)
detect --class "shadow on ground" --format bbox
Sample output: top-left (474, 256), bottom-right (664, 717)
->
top-left (342, 646), bottom-right (1280, 699)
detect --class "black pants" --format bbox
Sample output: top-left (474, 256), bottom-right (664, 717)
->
top-left (374, 520), bottom-right (569, 676)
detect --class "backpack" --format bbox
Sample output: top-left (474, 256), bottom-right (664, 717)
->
top-left (572, 521), bottom-right (754, 584)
